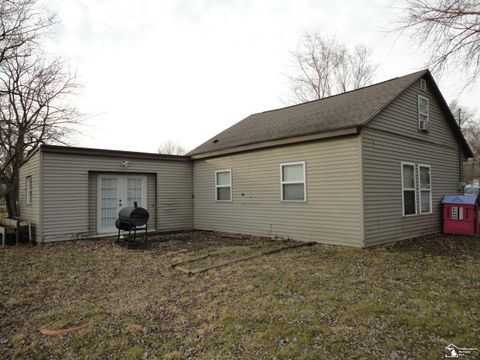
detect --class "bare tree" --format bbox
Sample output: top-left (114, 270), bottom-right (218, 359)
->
top-left (395, 0), bottom-right (480, 85)
top-left (463, 123), bottom-right (480, 184)
top-left (0, 1), bottom-right (79, 218)
top-left (157, 140), bottom-right (187, 155)
top-left (450, 99), bottom-right (477, 129)
top-left (285, 32), bottom-right (377, 103)
top-left (0, 0), bottom-right (55, 65)
top-left (450, 100), bottom-right (480, 184)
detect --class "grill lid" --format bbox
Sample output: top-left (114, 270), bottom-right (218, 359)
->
top-left (118, 202), bottom-right (149, 227)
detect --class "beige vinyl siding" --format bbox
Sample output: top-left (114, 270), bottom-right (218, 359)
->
top-left (18, 151), bottom-right (41, 241)
top-left (367, 79), bottom-right (459, 148)
top-left (362, 78), bottom-right (462, 246)
top-left (193, 136), bottom-right (364, 247)
top-left (87, 172), bottom-right (157, 235)
top-left (41, 152), bottom-right (192, 242)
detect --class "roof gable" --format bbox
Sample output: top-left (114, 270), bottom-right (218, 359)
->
top-left (363, 72), bottom-right (472, 158)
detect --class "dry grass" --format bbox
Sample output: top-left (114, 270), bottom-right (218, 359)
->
top-left (0, 231), bottom-right (479, 359)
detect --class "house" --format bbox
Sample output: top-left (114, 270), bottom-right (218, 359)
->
top-left (18, 69), bottom-right (472, 247)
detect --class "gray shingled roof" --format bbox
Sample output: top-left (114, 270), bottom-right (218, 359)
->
top-left (188, 70), bottom-right (428, 156)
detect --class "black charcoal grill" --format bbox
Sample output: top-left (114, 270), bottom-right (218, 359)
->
top-left (115, 201), bottom-right (149, 248)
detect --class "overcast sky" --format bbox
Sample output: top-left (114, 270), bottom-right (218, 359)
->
top-left (45, 0), bottom-right (479, 153)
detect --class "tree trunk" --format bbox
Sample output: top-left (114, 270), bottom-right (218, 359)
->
top-left (3, 178), bottom-right (19, 218)
top-left (4, 190), bottom-right (18, 218)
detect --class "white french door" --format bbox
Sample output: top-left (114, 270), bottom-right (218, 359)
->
top-left (97, 175), bottom-right (147, 233)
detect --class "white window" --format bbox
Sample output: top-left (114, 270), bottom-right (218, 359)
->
top-left (420, 78), bottom-right (427, 91)
top-left (401, 162), bottom-right (416, 216)
top-left (418, 164), bottom-right (432, 214)
top-left (215, 169), bottom-right (232, 201)
top-left (281, 162), bottom-right (306, 202)
top-left (25, 176), bottom-right (32, 205)
top-left (452, 206), bottom-right (463, 220)
top-left (418, 95), bottom-right (429, 130)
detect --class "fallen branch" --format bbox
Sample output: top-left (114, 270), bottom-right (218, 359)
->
top-left (170, 254), bottom-right (211, 268)
top-left (169, 247), bottom-right (239, 268)
top-left (178, 242), bottom-right (316, 274)
top-left (174, 265), bottom-right (194, 274)
top-left (40, 322), bottom-right (90, 336)
top-left (165, 249), bottom-right (188, 256)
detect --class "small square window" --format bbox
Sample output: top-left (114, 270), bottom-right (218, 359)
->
top-left (452, 206), bottom-right (462, 220)
top-left (281, 162), bottom-right (306, 201)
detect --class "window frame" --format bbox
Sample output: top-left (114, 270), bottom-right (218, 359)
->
top-left (418, 95), bottom-right (430, 130)
top-left (280, 161), bottom-right (307, 202)
top-left (452, 206), bottom-right (461, 220)
top-left (418, 164), bottom-right (432, 215)
top-left (420, 78), bottom-right (427, 92)
top-left (215, 169), bottom-right (232, 202)
top-left (25, 176), bottom-right (32, 206)
top-left (401, 162), bottom-right (417, 216)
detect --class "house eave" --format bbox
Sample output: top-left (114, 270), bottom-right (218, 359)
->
top-left (190, 127), bottom-right (360, 160)
top-left (40, 145), bottom-right (192, 162)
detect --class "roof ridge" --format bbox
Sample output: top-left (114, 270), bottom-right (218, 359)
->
top-left (256, 69), bottom-right (428, 116)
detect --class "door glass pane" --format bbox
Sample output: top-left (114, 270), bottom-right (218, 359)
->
top-left (217, 186), bottom-right (231, 201)
top-left (101, 177), bottom-right (118, 228)
top-left (216, 171), bottom-right (230, 186)
top-left (402, 165), bottom-right (414, 189)
top-left (421, 190), bottom-right (430, 213)
top-left (283, 183), bottom-right (305, 201)
top-left (282, 164), bottom-right (304, 182)
top-left (127, 178), bottom-right (142, 207)
top-left (403, 190), bottom-right (415, 215)
top-left (420, 167), bottom-right (430, 188)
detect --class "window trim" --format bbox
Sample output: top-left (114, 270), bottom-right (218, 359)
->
top-left (451, 206), bottom-right (458, 220)
top-left (452, 206), bottom-right (460, 220)
top-left (401, 161), bottom-right (417, 216)
top-left (280, 161), bottom-right (307, 202)
top-left (418, 95), bottom-right (430, 130)
top-left (25, 176), bottom-right (32, 206)
top-left (420, 78), bottom-right (427, 92)
top-left (215, 169), bottom-right (232, 202)
top-left (418, 164), bottom-right (432, 215)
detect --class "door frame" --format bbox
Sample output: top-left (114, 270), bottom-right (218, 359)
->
top-left (96, 174), bottom-right (148, 234)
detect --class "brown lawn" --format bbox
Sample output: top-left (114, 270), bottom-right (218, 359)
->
top-left (0, 231), bottom-right (479, 359)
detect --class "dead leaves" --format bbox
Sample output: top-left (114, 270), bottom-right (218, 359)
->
top-left (0, 231), bottom-right (479, 359)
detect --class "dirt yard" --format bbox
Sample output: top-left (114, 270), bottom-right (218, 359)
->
top-left (1, 231), bottom-right (479, 359)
